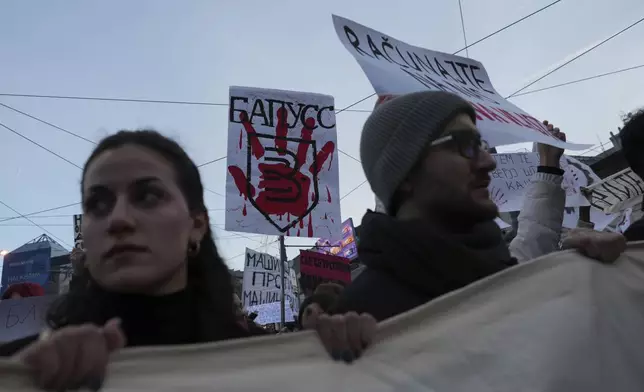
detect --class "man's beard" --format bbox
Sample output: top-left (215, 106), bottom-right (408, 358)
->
top-left (430, 188), bottom-right (498, 227)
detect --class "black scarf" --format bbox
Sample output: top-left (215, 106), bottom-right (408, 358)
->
top-left (358, 211), bottom-right (517, 299)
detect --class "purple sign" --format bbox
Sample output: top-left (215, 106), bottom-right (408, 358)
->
top-left (315, 218), bottom-right (358, 260)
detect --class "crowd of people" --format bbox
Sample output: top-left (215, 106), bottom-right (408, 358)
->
top-left (0, 90), bottom-right (642, 391)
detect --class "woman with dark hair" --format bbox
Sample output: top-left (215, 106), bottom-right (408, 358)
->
top-left (0, 130), bottom-right (375, 390)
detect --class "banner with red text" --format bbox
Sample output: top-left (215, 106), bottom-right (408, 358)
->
top-left (332, 15), bottom-right (590, 150)
top-left (226, 87), bottom-right (341, 237)
top-left (299, 250), bottom-right (351, 297)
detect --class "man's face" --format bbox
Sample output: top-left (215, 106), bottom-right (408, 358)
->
top-left (404, 113), bottom-right (498, 223)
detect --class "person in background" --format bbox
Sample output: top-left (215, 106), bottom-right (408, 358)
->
top-left (333, 91), bottom-right (626, 322)
top-left (0, 130), bottom-right (374, 391)
top-left (232, 294), bottom-right (266, 335)
top-left (1, 282), bottom-right (45, 300)
top-left (299, 282), bottom-right (346, 330)
top-left (68, 247), bottom-right (88, 291)
top-left (618, 109), bottom-right (644, 241)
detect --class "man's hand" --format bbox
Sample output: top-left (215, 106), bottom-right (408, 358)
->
top-left (562, 228), bottom-right (627, 263)
top-left (537, 120), bottom-right (566, 168)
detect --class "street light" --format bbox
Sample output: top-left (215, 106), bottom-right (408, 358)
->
top-left (0, 250), bottom-right (8, 256)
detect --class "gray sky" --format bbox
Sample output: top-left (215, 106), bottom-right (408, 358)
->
top-left (1, 0), bottom-right (643, 271)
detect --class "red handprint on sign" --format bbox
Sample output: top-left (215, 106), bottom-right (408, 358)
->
top-left (228, 107), bottom-right (335, 236)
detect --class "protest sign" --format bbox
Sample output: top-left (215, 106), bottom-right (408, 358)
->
top-left (0, 295), bottom-right (56, 342)
top-left (314, 218), bottom-right (359, 260)
top-left (332, 15), bottom-right (590, 150)
top-left (73, 214), bottom-right (83, 250)
top-left (562, 206), bottom-right (617, 231)
top-left (225, 86), bottom-right (341, 237)
top-left (5, 245), bottom-right (644, 391)
top-left (299, 250), bottom-right (351, 296)
top-left (245, 299), bottom-right (294, 325)
top-left (242, 249), bottom-right (296, 310)
top-left (586, 168), bottom-right (644, 213)
top-left (490, 153), bottom-right (600, 212)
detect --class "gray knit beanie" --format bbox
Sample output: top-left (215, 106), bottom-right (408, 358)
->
top-left (360, 91), bottom-right (476, 214)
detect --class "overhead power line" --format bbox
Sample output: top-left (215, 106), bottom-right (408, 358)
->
top-left (510, 63), bottom-right (644, 98)
top-left (453, 0), bottom-right (562, 55)
top-left (457, 0), bottom-right (469, 58)
top-left (0, 121), bottom-right (83, 169)
top-left (0, 199), bottom-right (72, 248)
top-left (506, 15), bottom-right (644, 98)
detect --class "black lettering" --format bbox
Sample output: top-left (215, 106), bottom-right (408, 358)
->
top-left (344, 26), bottom-right (372, 58)
top-left (434, 58), bottom-right (453, 80)
top-left (380, 38), bottom-right (402, 65)
top-left (470, 65), bottom-right (495, 94)
top-left (249, 100), bottom-right (269, 126)
top-left (317, 106), bottom-right (335, 129)
top-left (455, 62), bottom-right (475, 85)
top-left (300, 105), bottom-right (319, 130)
top-left (395, 47), bottom-right (421, 71)
top-left (265, 99), bottom-right (286, 127)
top-left (366, 34), bottom-right (388, 61)
top-left (285, 102), bottom-right (305, 128)
top-left (229, 96), bottom-right (248, 123)
top-left (444, 61), bottom-right (467, 85)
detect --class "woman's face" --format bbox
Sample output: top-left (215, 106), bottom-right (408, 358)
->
top-left (82, 144), bottom-right (207, 295)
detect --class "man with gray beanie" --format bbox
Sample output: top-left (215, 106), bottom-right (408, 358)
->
top-left (332, 91), bottom-right (625, 322)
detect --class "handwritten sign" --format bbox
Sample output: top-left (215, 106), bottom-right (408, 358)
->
top-left (242, 249), bottom-right (296, 311)
top-left (73, 214), bottom-right (83, 250)
top-left (245, 299), bottom-right (294, 325)
top-left (0, 295), bottom-right (56, 342)
top-left (586, 168), bottom-right (644, 213)
top-left (490, 153), bottom-right (600, 212)
top-left (225, 86), bottom-right (341, 237)
top-left (332, 15), bottom-right (590, 150)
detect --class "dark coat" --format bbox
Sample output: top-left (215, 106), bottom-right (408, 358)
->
top-left (332, 211), bottom-right (516, 322)
top-left (624, 217), bottom-right (644, 242)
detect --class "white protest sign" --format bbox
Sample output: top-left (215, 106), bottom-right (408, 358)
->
top-left (490, 153), bottom-right (600, 212)
top-left (0, 295), bottom-right (56, 342)
top-left (586, 168), bottom-right (644, 213)
top-left (225, 86), bottom-right (341, 238)
top-left (73, 214), bottom-right (83, 250)
top-left (242, 248), bottom-right (296, 311)
top-left (332, 15), bottom-right (591, 150)
top-left (245, 299), bottom-right (294, 325)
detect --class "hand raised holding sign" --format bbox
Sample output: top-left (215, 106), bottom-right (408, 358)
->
top-left (538, 120), bottom-right (566, 167)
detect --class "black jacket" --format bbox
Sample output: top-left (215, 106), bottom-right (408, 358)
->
top-left (332, 211), bottom-right (516, 322)
top-left (624, 217), bottom-right (644, 241)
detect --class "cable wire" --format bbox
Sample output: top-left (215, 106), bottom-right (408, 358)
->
top-left (457, 0), bottom-right (469, 58)
top-left (0, 199), bottom-right (72, 248)
top-left (0, 121), bottom-right (83, 169)
top-left (510, 63), bottom-right (644, 98)
top-left (453, 0), bottom-right (562, 55)
top-left (0, 102), bottom-right (96, 144)
top-left (506, 15), bottom-right (644, 98)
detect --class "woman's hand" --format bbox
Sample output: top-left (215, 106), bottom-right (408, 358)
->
top-left (315, 312), bottom-right (377, 363)
top-left (16, 318), bottom-right (125, 391)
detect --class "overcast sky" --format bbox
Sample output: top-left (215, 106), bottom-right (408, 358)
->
top-left (1, 0), bottom-right (644, 271)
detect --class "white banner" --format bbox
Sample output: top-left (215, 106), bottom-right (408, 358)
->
top-left (245, 299), bottom-right (294, 325)
top-left (586, 168), bottom-right (644, 213)
top-left (490, 153), bottom-right (601, 211)
top-left (73, 214), bottom-right (83, 250)
top-left (225, 86), bottom-right (341, 238)
top-left (332, 15), bottom-right (591, 150)
top-left (5, 245), bottom-right (644, 390)
top-left (241, 249), bottom-right (296, 311)
top-left (0, 295), bottom-right (56, 343)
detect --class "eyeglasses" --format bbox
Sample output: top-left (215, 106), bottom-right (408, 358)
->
top-left (430, 132), bottom-right (490, 160)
